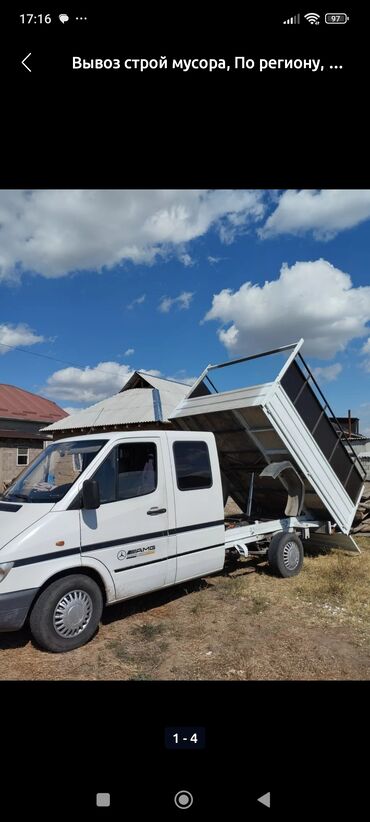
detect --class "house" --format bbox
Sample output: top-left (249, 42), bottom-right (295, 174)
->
top-left (0, 384), bottom-right (67, 489)
top-left (41, 371), bottom-right (190, 440)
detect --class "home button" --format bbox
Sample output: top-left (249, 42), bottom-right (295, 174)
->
top-left (174, 790), bottom-right (193, 809)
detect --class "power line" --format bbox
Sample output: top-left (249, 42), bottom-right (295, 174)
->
top-left (0, 340), bottom-right (129, 378)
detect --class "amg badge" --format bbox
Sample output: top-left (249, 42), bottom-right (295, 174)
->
top-left (127, 545), bottom-right (156, 557)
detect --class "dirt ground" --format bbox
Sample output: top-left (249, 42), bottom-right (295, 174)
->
top-left (1, 537), bottom-right (370, 680)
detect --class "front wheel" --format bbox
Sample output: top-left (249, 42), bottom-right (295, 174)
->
top-left (268, 532), bottom-right (304, 578)
top-left (29, 574), bottom-right (103, 652)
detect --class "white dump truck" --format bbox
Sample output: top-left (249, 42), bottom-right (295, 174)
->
top-left (0, 340), bottom-right (364, 652)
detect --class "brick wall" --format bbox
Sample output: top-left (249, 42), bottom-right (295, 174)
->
top-left (0, 439), bottom-right (43, 489)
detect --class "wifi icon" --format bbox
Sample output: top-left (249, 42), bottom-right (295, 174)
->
top-left (305, 12), bottom-right (320, 24)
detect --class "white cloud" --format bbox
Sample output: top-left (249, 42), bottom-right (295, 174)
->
top-left (260, 190), bottom-right (370, 240)
top-left (0, 322), bottom-right (44, 355)
top-left (204, 259), bottom-right (370, 359)
top-left (208, 255), bottom-right (222, 265)
top-left (158, 298), bottom-right (173, 314)
top-left (312, 363), bottom-right (343, 383)
top-left (124, 348), bottom-right (135, 356)
top-left (127, 294), bottom-right (146, 309)
top-left (44, 363), bottom-right (165, 403)
top-left (179, 253), bottom-right (194, 267)
top-left (0, 190), bottom-right (265, 281)
top-left (158, 291), bottom-right (195, 313)
top-left (44, 361), bottom-right (135, 403)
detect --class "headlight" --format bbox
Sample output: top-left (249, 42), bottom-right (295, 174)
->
top-left (0, 562), bottom-right (14, 582)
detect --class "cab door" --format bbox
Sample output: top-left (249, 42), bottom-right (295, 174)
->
top-left (80, 438), bottom-right (173, 600)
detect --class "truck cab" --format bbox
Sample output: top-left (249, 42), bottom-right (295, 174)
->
top-left (0, 430), bottom-right (225, 652)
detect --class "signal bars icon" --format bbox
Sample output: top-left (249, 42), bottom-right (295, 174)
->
top-left (283, 13), bottom-right (300, 24)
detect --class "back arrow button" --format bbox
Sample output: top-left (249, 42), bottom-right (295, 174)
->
top-left (257, 792), bottom-right (270, 808)
top-left (21, 53), bottom-right (32, 72)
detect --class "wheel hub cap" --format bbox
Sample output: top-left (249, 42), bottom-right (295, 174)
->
top-left (283, 541), bottom-right (300, 571)
top-left (53, 590), bottom-right (93, 638)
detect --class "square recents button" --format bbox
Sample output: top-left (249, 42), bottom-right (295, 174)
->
top-left (96, 793), bottom-right (111, 808)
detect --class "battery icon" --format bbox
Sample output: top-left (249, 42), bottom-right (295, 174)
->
top-left (325, 13), bottom-right (349, 24)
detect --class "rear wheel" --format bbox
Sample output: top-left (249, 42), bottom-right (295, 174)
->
top-left (29, 574), bottom-right (103, 652)
top-left (268, 532), bottom-right (304, 577)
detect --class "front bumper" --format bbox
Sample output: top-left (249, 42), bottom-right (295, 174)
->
top-left (0, 588), bottom-right (38, 631)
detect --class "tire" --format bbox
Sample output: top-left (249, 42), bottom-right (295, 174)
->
top-left (268, 532), bottom-right (304, 578)
top-left (29, 574), bottom-right (103, 653)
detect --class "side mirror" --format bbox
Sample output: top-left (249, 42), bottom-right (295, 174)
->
top-left (82, 479), bottom-right (100, 510)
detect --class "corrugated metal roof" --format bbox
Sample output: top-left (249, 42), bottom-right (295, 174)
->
top-left (41, 377), bottom-right (190, 432)
top-left (133, 374), bottom-right (191, 422)
top-left (0, 384), bottom-right (67, 422)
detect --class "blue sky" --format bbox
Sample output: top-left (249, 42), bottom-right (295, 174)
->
top-left (1, 190), bottom-right (370, 430)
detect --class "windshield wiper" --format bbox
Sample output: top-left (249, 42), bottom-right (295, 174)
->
top-left (5, 493), bottom-right (29, 501)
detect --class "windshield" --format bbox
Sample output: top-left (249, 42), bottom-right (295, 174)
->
top-left (3, 440), bottom-right (108, 504)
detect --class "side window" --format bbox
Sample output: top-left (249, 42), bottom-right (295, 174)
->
top-left (173, 441), bottom-right (212, 491)
top-left (92, 443), bottom-right (157, 503)
top-left (117, 443), bottom-right (157, 500)
top-left (92, 449), bottom-right (117, 504)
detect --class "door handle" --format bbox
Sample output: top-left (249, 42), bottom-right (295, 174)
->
top-left (147, 507), bottom-right (167, 515)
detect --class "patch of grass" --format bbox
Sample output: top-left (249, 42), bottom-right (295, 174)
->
top-left (243, 594), bottom-right (270, 614)
top-left (215, 574), bottom-right (246, 598)
top-left (281, 539), bottom-right (370, 638)
top-left (107, 639), bottom-right (136, 663)
top-left (131, 622), bottom-right (166, 639)
top-left (296, 551), bottom-right (365, 605)
top-left (112, 646), bottom-right (126, 661)
top-left (184, 649), bottom-right (256, 681)
top-left (209, 538), bottom-right (370, 641)
top-left (190, 592), bottom-right (210, 617)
